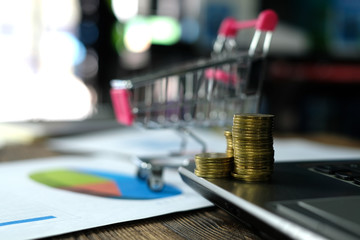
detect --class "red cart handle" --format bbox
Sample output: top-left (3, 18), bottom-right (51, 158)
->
top-left (110, 86), bottom-right (134, 126)
top-left (218, 9), bottom-right (278, 37)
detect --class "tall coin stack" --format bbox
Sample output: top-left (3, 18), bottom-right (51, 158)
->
top-left (194, 153), bottom-right (233, 178)
top-left (231, 114), bottom-right (274, 182)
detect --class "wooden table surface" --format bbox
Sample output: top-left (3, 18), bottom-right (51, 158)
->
top-left (0, 142), bottom-right (264, 240)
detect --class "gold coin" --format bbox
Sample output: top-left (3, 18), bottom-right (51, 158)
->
top-left (195, 152), bottom-right (232, 159)
top-left (195, 168), bottom-right (233, 173)
top-left (224, 130), bottom-right (232, 137)
top-left (232, 119), bottom-right (273, 123)
top-left (233, 113), bottom-right (274, 119)
top-left (231, 128), bottom-right (273, 133)
top-left (234, 157), bottom-right (273, 162)
top-left (231, 132), bottom-right (272, 137)
top-left (233, 149), bottom-right (274, 154)
top-left (233, 124), bottom-right (273, 128)
top-left (234, 153), bottom-right (273, 157)
top-left (233, 161), bottom-right (273, 166)
top-left (231, 127), bottom-right (273, 132)
top-left (233, 146), bottom-right (273, 151)
top-left (232, 136), bottom-right (272, 141)
top-left (194, 158), bottom-right (233, 163)
top-left (194, 169), bottom-right (230, 178)
top-left (234, 157), bottom-right (274, 163)
top-left (233, 122), bottom-right (273, 126)
top-left (195, 163), bottom-right (233, 168)
top-left (232, 138), bottom-right (273, 142)
top-left (196, 166), bottom-right (233, 170)
top-left (232, 142), bottom-right (273, 147)
top-left (234, 158), bottom-right (274, 163)
top-left (229, 113), bottom-right (276, 182)
top-left (232, 124), bottom-right (273, 130)
top-left (194, 151), bottom-right (234, 179)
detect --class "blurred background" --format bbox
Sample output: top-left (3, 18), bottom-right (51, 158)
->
top-left (0, 0), bottom-right (360, 139)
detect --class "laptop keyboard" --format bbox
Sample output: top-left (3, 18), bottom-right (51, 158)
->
top-left (312, 162), bottom-right (360, 186)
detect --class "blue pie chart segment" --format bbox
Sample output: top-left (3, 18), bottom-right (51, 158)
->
top-left (30, 168), bottom-right (182, 200)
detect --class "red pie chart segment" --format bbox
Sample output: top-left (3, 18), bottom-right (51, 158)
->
top-left (62, 181), bottom-right (122, 197)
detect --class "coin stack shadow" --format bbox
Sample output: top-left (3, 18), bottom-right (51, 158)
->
top-left (231, 114), bottom-right (274, 182)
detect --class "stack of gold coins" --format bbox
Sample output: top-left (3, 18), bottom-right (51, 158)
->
top-left (231, 113), bottom-right (274, 182)
top-left (194, 153), bottom-right (233, 178)
top-left (224, 130), bottom-right (234, 157)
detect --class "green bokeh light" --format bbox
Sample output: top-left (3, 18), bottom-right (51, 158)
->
top-left (112, 16), bottom-right (181, 54)
top-left (149, 16), bottom-right (181, 45)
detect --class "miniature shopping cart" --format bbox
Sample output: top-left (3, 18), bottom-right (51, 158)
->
top-left (110, 10), bottom-right (278, 191)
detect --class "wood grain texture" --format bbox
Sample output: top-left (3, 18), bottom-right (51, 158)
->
top-left (164, 207), bottom-right (260, 240)
top-left (162, 208), bottom-right (262, 240)
top-left (47, 208), bottom-right (262, 240)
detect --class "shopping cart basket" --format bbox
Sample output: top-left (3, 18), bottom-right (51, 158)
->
top-left (110, 10), bottom-right (278, 191)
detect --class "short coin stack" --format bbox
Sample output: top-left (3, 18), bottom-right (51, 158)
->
top-left (231, 114), bottom-right (274, 182)
top-left (224, 130), bottom-right (234, 157)
top-left (194, 153), bottom-right (233, 178)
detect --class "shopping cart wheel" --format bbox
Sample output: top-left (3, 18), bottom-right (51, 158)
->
top-left (137, 161), bottom-right (151, 180)
top-left (147, 165), bottom-right (164, 192)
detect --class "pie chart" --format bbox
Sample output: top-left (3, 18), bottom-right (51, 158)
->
top-left (30, 168), bottom-right (182, 199)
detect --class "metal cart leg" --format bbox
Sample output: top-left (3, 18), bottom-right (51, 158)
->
top-left (135, 127), bottom-right (206, 191)
top-left (136, 160), bottom-right (164, 192)
top-left (147, 165), bottom-right (164, 192)
top-left (136, 161), bottom-right (151, 180)
top-left (175, 127), bottom-right (207, 154)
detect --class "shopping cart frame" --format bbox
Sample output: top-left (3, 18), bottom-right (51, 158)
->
top-left (110, 10), bottom-right (278, 191)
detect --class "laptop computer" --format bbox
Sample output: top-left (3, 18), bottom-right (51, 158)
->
top-left (179, 159), bottom-right (360, 240)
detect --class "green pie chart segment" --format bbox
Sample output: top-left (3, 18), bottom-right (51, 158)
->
top-left (30, 168), bottom-right (182, 199)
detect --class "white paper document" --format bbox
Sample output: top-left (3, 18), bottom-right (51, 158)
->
top-left (0, 154), bottom-right (212, 240)
top-left (49, 127), bottom-right (227, 157)
top-left (49, 126), bottom-right (360, 161)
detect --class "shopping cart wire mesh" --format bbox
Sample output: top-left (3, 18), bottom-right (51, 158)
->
top-left (110, 9), bottom-right (278, 191)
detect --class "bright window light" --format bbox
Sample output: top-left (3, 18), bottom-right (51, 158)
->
top-left (39, 31), bottom-right (86, 68)
top-left (124, 17), bottom-right (151, 53)
top-left (112, 0), bottom-right (139, 22)
top-left (41, 0), bottom-right (80, 30)
top-left (0, 0), bottom-right (94, 122)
